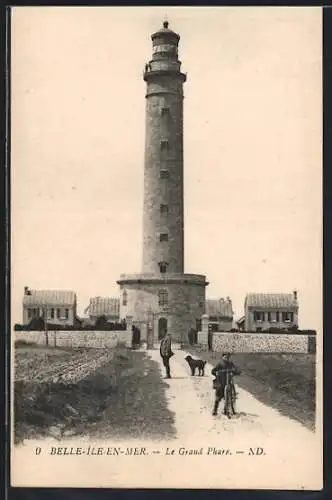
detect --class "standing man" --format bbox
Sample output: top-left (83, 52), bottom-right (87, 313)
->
top-left (211, 352), bottom-right (241, 416)
top-left (160, 331), bottom-right (174, 379)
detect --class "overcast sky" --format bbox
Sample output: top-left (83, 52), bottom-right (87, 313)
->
top-left (11, 7), bottom-right (322, 329)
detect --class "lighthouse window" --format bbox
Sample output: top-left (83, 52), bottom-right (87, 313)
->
top-left (158, 290), bottom-right (168, 306)
top-left (160, 170), bottom-right (169, 179)
top-left (158, 262), bottom-right (168, 273)
top-left (160, 233), bottom-right (168, 242)
top-left (161, 107), bottom-right (170, 116)
top-left (122, 290), bottom-right (128, 306)
top-left (160, 140), bottom-right (169, 150)
top-left (160, 204), bottom-right (168, 215)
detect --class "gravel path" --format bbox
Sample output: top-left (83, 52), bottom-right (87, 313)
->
top-left (147, 347), bottom-right (316, 443)
top-left (141, 346), bottom-right (321, 489)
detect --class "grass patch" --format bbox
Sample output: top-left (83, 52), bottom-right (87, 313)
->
top-left (14, 346), bottom-right (176, 443)
top-left (187, 348), bottom-right (316, 431)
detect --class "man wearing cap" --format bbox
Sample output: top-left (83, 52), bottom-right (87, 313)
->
top-left (211, 352), bottom-right (241, 416)
top-left (160, 331), bottom-right (174, 379)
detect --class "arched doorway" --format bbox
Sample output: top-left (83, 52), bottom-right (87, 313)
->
top-left (158, 317), bottom-right (168, 340)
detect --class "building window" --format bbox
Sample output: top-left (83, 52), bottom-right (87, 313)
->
top-left (27, 308), bottom-right (33, 319)
top-left (160, 233), bottom-right (168, 242)
top-left (158, 261), bottom-right (168, 273)
top-left (267, 312), bottom-right (271, 322)
top-left (282, 312), bottom-right (294, 322)
top-left (160, 204), bottom-right (168, 215)
top-left (160, 170), bottom-right (169, 179)
top-left (276, 311), bottom-right (280, 322)
top-left (56, 308), bottom-right (61, 319)
top-left (253, 311), bottom-right (264, 321)
top-left (158, 289), bottom-right (168, 306)
top-left (160, 140), bottom-right (169, 150)
top-left (50, 308), bottom-right (54, 319)
top-left (122, 290), bottom-right (128, 306)
top-left (64, 308), bottom-right (69, 320)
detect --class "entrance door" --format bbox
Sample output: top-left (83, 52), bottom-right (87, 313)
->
top-left (158, 317), bottom-right (168, 340)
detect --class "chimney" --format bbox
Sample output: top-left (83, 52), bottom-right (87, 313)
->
top-left (293, 290), bottom-right (298, 301)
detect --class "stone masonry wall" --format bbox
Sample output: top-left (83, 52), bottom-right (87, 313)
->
top-left (211, 332), bottom-right (312, 354)
top-left (14, 331), bottom-right (121, 349)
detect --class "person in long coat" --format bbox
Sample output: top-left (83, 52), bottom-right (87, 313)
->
top-left (160, 331), bottom-right (173, 379)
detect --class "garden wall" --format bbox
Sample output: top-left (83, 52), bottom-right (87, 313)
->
top-left (211, 332), bottom-right (315, 354)
top-left (14, 330), bottom-right (124, 349)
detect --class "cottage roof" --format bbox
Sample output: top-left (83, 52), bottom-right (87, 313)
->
top-left (245, 293), bottom-right (298, 309)
top-left (206, 298), bottom-right (233, 318)
top-left (88, 297), bottom-right (120, 317)
top-left (23, 290), bottom-right (76, 307)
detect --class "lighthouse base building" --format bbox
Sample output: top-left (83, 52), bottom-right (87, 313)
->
top-left (117, 22), bottom-right (208, 343)
top-left (117, 274), bottom-right (207, 343)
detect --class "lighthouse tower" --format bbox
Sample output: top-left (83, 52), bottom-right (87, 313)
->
top-left (117, 21), bottom-right (208, 343)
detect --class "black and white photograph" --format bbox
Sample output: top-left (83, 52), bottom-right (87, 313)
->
top-left (10, 6), bottom-right (322, 489)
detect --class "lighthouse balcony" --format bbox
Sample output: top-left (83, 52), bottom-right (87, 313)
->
top-left (143, 69), bottom-right (187, 83)
top-left (117, 273), bottom-right (208, 286)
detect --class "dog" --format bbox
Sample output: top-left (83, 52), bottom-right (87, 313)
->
top-left (185, 355), bottom-right (207, 376)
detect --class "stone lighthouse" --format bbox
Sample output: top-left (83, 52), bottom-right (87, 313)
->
top-left (117, 21), bottom-right (208, 343)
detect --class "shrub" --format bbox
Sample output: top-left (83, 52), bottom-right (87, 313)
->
top-left (27, 317), bottom-right (45, 331)
top-left (300, 329), bottom-right (317, 336)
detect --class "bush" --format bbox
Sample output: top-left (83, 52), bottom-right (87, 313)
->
top-left (299, 329), bottom-right (317, 336)
top-left (27, 317), bottom-right (45, 331)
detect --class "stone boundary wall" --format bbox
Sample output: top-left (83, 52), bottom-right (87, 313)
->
top-left (14, 331), bottom-right (124, 349)
top-left (211, 332), bottom-right (314, 354)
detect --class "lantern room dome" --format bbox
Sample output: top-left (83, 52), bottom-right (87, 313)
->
top-left (151, 21), bottom-right (180, 42)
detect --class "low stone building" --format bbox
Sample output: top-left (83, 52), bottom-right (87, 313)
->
top-left (22, 286), bottom-right (77, 327)
top-left (117, 274), bottom-right (206, 342)
top-left (244, 291), bottom-right (299, 332)
top-left (205, 297), bottom-right (233, 332)
top-left (86, 297), bottom-right (120, 322)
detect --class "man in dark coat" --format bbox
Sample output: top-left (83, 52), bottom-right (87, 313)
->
top-left (160, 331), bottom-right (174, 379)
top-left (211, 352), bottom-right (241, 416)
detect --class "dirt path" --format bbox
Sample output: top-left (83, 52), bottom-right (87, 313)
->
top-left (147, 347), bottom-right (316, 443)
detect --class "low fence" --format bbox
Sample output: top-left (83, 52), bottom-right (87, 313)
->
top-left (211, 332), bottom-right (316, 354)
top-left (14, 330), bottom-right (125, 349)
